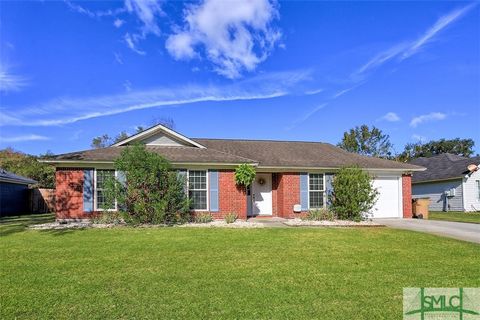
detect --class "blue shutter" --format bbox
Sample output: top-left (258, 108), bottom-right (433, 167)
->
top-left (209, 170), bottom-right (219, 212)
top-left (83, 169), bottom-right (94, 213)
top-left (177, 169), bottom-right (188, 194)
top-left (300, 173), bottom-right (308, 211)
top-left (117, 171), bottom-right (126, 187)
top-left (325, 173), bottom-right (334, 206)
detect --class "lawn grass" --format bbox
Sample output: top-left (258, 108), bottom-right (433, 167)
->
top-left (1, 214), bottom-right (479, 319)
top-left (429, 211), bottom-right (480, 224)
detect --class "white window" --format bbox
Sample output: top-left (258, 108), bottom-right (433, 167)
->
top-left (309, 173), bottom-right (325, 209)
top-left (188, 170), bottom-right (208, 210)
top-left (95, 169), bottom-right (116, 211)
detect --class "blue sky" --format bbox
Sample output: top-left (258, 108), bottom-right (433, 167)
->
top-left (0, 0), bottom-right (479, 156)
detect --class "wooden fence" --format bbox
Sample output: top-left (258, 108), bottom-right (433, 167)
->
top-left (30, 188), bottom-right (55, 213)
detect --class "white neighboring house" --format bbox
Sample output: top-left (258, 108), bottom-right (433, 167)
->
top-left (410, 154), bottom-right (480, 212)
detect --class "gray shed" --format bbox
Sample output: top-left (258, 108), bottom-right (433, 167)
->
top-left (0, 168), bottom-right (37, 217)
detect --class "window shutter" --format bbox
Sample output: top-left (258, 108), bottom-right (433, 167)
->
top-left (83, 169), bottom-right (94, 213)
top-left (117, 171), bottom-right (126, 187)
top-left (300, 173), bottom-right (308, 211)
top-left (325, 173), bottom-right (334, 206)
top-left (209, 170), bottom-right (219, 212)
top-left (177, 169), bottom-right (188, 194)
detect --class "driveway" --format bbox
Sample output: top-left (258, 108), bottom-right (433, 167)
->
top-left (380, 219), bottom-right (480, 244)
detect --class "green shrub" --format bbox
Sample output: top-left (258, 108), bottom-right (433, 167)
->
top-left (224, 213), bottom-right (238, 224)
top-left (195, 212), bottom-right (213, 223)
top-left (331, 165), bottom-right (379, 221)
top-left (103, 143), bottom-right (191, 225)
top-left (235, 164), bottom-right (256, 186)
top-left (91, 211), bottom-right (125, 225)
top-left (302, 208), bottom-right (335, 221)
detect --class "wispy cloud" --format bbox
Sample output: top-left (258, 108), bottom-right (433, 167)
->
top-left (1, 70), bottom-right (311, 127)
top-left (286, 103), bottom-right (328, 130)
top-left (0, 134), bottom-right (50, 143)
top-left (410, 112), bottom-right (447, 127)
top-left (304, 88), bottom-right (324, 95)
top-left (353, 3), bottom-right (476, 78)
top-left (379, 112), bottom-right (401, 122)
top-left (0, 65), bottom-right (27, 93)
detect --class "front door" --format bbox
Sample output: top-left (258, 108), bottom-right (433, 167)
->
top-left (252, 173), bottom-right (272, 216)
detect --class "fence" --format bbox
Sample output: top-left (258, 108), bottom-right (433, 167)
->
top-left (30, 188), bottom-right (55, 213)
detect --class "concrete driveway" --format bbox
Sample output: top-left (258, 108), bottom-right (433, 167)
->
top-left (379, 219), bottom-right (480, 244)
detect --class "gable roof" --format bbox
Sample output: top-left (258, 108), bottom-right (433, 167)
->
top-left (0, 168), bottom-right (37, 185)
top-left (409, 153), bottom-right (480, 183)
top-left (112, 124), bottom-right (206, 149)
top-left (194, 138), bottom-right (423, 171)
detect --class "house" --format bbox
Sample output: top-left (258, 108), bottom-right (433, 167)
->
top-left (409, 153), bottom-right (480, 212)
top-left (0, 168), bottom-right (37, 217)
top-left (43, 124), bottom-right (424, 220)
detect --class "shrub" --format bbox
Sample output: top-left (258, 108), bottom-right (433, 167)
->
top-left (91, 211), bottom-right (125, 225)
top-left (195, 212), bottom-right (213, 223)
top-left (331, 165), bottom-right (379, 221)
top-left (224, 213), bottom-right (238, 224)
top-left (235, 164), bottom-right (256, 186)
top-left (103, 143), bottom-right (191, 225)
top-left (302, 208), bottom-right (335, 221)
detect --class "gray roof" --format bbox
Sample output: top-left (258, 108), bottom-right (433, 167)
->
top-left (50, 138), bottom-right (424, 171)
top-left (409, 153), bottom-right (480, 183)
top-left (0, 168), bottom-right (37, 185)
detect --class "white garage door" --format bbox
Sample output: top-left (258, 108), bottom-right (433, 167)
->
top-left (371, 177), bottom-right (401, 218)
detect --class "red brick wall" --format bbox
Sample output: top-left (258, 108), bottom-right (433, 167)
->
top-left (275, 172), bottom-right (301, 218)
top-left (215, 169), bottom-right (247, 219)
top-left (402, 174), bottom-right (413, 218)
top-left (55, 169), bottom-right (86, 219)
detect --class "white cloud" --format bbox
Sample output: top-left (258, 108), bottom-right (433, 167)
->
top-left (0, 134), bottom-right (49, 143)
top-left (0, 65), bottom-right (27, 93)
top-left (304, 88), bottom-right (323, 95)
top-left (114, 52), bottom-right (124, 64)
top-left (410, 112), bottom-right (447, 127)
top-left (124, 33), bottom-right (146, 55)
top-left (354, 3), bottom-right (476, 78)
top-left (123, 80), bottom-right (132, 92)
top-left (124, 0), bottom-right (163, 36)
top-left (166, 0), bottom-right (281, 79)
top-left (286, 103), bottom-right (328, 130)
top-left (412, 134), bottom-right (427, 143)
top-left (113, 18), bottom-right (125, 28)
top-left (379, 112), bottom-right (401, 122)
top-left (1, 69), bottom-right (310, 127)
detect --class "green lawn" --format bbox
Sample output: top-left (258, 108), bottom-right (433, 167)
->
top-left (1, 214), bottom-right (479, 319)
top-left (429, 211), bottom-right (480, 224)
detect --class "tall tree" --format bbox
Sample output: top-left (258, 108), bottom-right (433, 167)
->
top-left (338, 125), bottom-right (393, 159)
top-left (397, 138), bottom-right (475, 162)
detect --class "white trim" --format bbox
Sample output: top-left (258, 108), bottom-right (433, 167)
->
top-left (94, 169), bottom-right (117, 211)
top-left (257, 166), bottom-right (424, 172)
top-left (112, 124), bottom-right (206, 149)
top-left (307, 173), bottom-right (326, 210)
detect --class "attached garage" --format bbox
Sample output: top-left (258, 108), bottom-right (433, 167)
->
top-left (371, 176), bottom-right (403, 218)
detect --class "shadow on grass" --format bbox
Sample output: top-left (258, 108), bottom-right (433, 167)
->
top-left (0, 213), bottom-right (55, 236)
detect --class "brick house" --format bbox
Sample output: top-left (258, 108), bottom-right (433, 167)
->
top-left (44, 124), bottom-right (424, 220)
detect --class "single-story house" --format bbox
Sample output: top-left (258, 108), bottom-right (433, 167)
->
top-left (43, 124), bottom-right (424, 220)
top-left (0, 168), bottom-right (37, 217)
top-left (409, 153), bottom-right (480, 212)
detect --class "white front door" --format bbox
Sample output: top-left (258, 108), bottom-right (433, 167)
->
top-left (371, 177), bottom-right (402, 218)
top-left (253, 173), bottom-right (272, 216)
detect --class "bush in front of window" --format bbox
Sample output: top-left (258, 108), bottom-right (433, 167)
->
top-left (224, 212), bottom-right (238, 224)
top-left (91, 211), bottom-right (125, 225)
top-left (194, 212), bottom-right (213, 223)
top-left (302, 208), bottom-right (335, 221)
top-left (103, 143), bottom-right (191, 225)
top-left (234, 164), bottom-right (256, 187)
top-left (331, 165), bottom-right (379, 221)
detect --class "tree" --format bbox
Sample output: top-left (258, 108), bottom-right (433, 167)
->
top-left (234, 164), bottom-right (256, 187)
top-left (0, 148), bottom-right (55, 188)
top-left (103, 144), bottom-right (191, 225)
top-left (338, 125), bottom-right (393, 158)
top-left (331, 166), bottom-right (379, 221)
top-left (397, 138), bottom-right (475, 162)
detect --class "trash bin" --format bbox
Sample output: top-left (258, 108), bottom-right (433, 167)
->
top-left (412, 198), bottom-right (430, 219)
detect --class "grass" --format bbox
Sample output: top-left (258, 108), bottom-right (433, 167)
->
top-left (429, 211), bottom-right (480, 224)
top-left (1, 214), bottom-right (479, 319)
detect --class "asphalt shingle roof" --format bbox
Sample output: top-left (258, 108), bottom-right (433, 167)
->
top-left (409, 153), bottom-right (480, 183)
top-left (0, 168), bottom-right (37, 185)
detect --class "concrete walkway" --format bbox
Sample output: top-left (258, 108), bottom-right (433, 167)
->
top-left (379, 219), bottom-right (480, 244)
top-left (247, 217), bottom-right (288, 228)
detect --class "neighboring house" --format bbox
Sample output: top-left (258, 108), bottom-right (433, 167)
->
top-left (43, 124), bottom-right (424, 220)
top-left (0, 168), bottom-right (37, 217)
top-left (409, 154), bottom-right (480, 212)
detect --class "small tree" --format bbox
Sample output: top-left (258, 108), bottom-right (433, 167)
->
top-left (234, 164), bottom-right (256, 187)
top-left (338, 125), bottom-right (393, 159)
top-left (104, 144), bottom-right (190, 225)
top-left (331, 166), bottom-right (378, 221)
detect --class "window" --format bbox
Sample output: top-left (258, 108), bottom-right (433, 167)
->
top-left (309, 173), bottom-right (324, 209)
top-left (96, 169), bottom-right (116, 210)
top-left (188, 170), bottom-right (207, 210)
